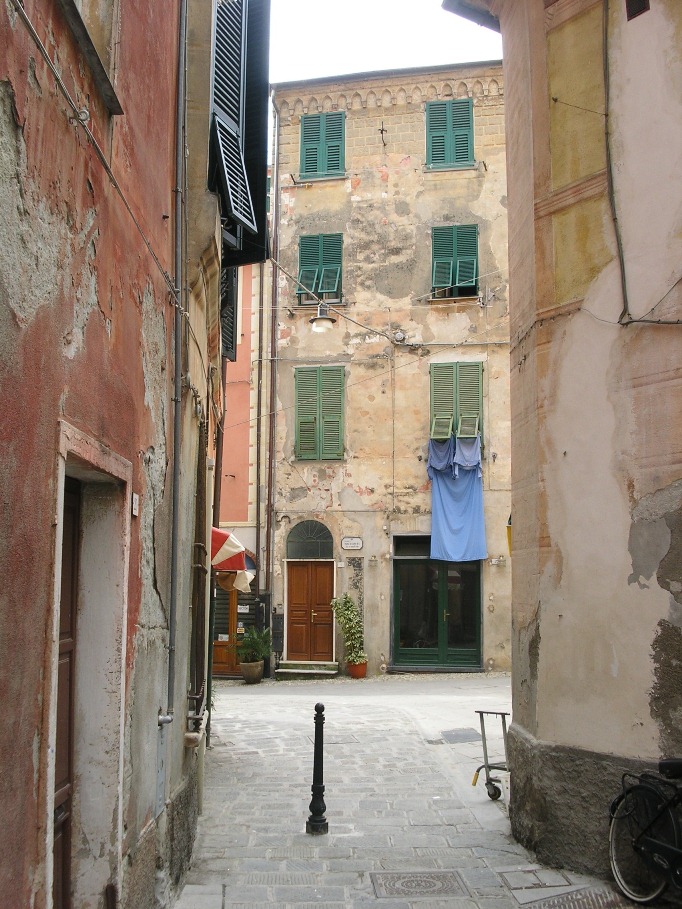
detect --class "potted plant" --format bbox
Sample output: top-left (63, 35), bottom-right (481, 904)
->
top-left (330, 593), bottom-right (368, 678)
top-left (235, 626), bottom-right (271, 684)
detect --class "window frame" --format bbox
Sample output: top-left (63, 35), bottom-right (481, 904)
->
top-left (294, 366), bottom-right (345, 461)
top-left (431, 224), bottom-right (479, 299)
top-left (297, 234), bottom-right (343, 304)
top-left (426, 98), bottom-right (474, 169)
top-left (429, 362), bottom-right (483, 442)
top-left (299, 111), bottom-right (346, 179)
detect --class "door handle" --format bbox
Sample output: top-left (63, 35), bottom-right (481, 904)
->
top-left (311, 611), bottom-right (317, 623)
top-left (444, 610), bottom-right (449, 622)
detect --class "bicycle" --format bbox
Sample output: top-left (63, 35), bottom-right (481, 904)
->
top-left (609, 758), bottom-right (682, 903)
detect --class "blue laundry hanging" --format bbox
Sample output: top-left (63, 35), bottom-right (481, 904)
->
top-left (427, 438), bottom-right (487, 562)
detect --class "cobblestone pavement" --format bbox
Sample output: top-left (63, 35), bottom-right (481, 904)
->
top-left (174, 673), bottom-right (628, 909)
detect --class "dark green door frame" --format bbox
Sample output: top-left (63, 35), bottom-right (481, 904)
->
top-left (392, 558), bottom-right (481, 670)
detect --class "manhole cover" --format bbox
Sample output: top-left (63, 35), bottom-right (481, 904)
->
top-left (371, 871), bottom-right (467, 899)
top-left (441, 727), bottom-right (482, 743)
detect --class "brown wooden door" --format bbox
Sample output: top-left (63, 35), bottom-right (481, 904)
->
top-left (287, 562), bottom-right (334, 661)
top-left (212, 586), bottom-right (241, 677)
top-left (55, 480), bottom-right (79, 909)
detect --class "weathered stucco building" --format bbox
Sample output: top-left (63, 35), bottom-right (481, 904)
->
top-left (0, 0), bottom-right (268, 906)
top-left (446, 0), bottom-right (682, 875)
top-left (263, 63), bottom-right (511, 676)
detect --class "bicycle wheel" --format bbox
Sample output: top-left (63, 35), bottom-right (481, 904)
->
top-left (609, 783), bottom-right (677, 903)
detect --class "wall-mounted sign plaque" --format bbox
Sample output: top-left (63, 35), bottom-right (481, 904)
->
top-left (341, 537), bottom-right (363, 550)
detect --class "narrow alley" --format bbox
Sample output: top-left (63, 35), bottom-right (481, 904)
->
top-left (176, 674), bottom-right (627, 909)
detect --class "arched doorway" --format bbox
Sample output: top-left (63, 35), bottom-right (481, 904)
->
top-left (286, 521), bottom-right (334, 662)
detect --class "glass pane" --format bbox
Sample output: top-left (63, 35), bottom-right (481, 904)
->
top-left (287, 520), bottom-right (333, 559)
top-left (394, 536), bottom-right (431, 558)
top-left (446, 563), bottom-right (479, 648)
top-left (396, 562), bottom-right (439, 648)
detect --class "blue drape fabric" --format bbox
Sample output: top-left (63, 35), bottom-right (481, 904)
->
top-left (427, 437), bottom-right (487, 561)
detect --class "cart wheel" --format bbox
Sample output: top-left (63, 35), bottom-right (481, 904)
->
top-left (486, 782), bottom-right (502, 801)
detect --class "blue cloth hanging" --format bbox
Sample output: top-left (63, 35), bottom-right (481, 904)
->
top-left (427, 438), bottom-right (487, 562)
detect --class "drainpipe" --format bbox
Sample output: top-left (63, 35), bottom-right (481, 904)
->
top-left (265, 92), bottom-right (281, 594)
top-left (255, 262), bottom-right (265, 593)
top-left (160, 0), bottom-right (188, 727)
top-left (206, 355), bottom-right (227, 746)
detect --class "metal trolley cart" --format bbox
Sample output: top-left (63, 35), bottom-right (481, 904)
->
top-left (471, 710), bottom-right (509, 800)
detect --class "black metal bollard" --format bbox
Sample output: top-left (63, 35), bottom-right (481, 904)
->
top-left (306, 702), bottom-right (328, 834)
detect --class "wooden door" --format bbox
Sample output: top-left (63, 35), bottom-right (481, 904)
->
top-left (55, 479), bottom-right (79, 909)
top-left (287, 562), bottom-right (334, 661)
top-left (212, 585), bottom-right (240, 677)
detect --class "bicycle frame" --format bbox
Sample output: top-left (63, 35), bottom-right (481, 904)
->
top-left (616, 771), bottom-right (682, 886)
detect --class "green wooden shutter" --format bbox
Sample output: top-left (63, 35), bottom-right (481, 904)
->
top-left (319, 366), bottom-right (345, 459)
top-left (432, 226), bottom-right (455, 292)
top-left (430, 363), bottom-right (456, 439)
top-left (454, 224), bottom-right (478, 292)
top-left (212, 0), bottom-right (257, 233)
top-left (298, 236), bottom-right (321, 299)
top-left (456, 362), bottom-right (483, 438)
top-left (426, 102), bottom-right (449, 167)
top-left (300, 113), bottom-right (345, 176)
top-left (323, 112), bottom-right (345, 175)
top-left (295, 368), bottom-right (320, 458)
top-left (452, 98), bottom-right (474, 166)
top-left (427, 99), bottom-right (473, 167)
top-left (320, 234), bottom-right (343, 298)
top-left (300, 115), bottom-right (322, 176)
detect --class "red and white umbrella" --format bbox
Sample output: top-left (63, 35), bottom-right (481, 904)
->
top-left (211, 527), bottom-right (255, 593)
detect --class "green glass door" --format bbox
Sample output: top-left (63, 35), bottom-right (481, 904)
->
top-left (393, 559), bottom-right (481, 668)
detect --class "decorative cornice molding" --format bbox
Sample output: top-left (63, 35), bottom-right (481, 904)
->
top-left (545, 0), bottom-right (601, 31)
top-left (534, 170), bottom-right (608, 219)
top-left (277, 76), bottom-right (504, 118)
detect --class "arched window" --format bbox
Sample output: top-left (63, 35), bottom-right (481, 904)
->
top-left (287, 521), bottom-right (333, 559)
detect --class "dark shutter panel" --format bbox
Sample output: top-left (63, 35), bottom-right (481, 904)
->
top-left (298, 235), bottom-right (321, 299)
top-left (323, 112), bottom-right (345, 175)
top-left (214, 0), bottom-right (244, 127)
top-left (220, 262), bottom-right (238, 360)
top-left (300, 115), bottom-right (322, 176)
top-left (320, 233), bottom-right (343, 298)
top-left (452, 98), bottom-right (474, 165)
top-left (319, 367), bottom-right (344, 459)
top-left (430, 362), bottom-right (456, 439)
top-left (456, 362), bottom-right (483, 439)
top-left (295, 368), bottom-right (320, 459)
top-left (212, 0), bottom-right (258, 234)
top-left (426, 102), bottom-right (449, 167)
top-left (454, 224), bottom-right (478, 293)
top-left (432, 226), bottom-right (455, 292)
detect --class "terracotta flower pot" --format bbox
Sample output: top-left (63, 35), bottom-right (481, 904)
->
top-left (239, 660), bottom-right (264, 684)
top-left (347, 661), bottom-right (367, 679)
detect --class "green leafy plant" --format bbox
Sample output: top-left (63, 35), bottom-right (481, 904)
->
top-left (330, 593), bottom-right (367, 665)
top-left (235, 626), bottom-right (271, 663)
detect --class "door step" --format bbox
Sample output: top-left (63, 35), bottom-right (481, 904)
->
top-left (275, 661), bottom-right (339, 681)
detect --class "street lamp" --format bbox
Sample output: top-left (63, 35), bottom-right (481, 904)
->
top-left (309, 302), bottom-right (337, 333)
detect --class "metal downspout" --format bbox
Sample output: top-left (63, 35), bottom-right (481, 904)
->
top-left (161, 0), bottom-right (188, 727)
top-left (207, 356), bottom-right (227, 746)
top-left (256, 263), bottom-right (265, 593)
top-left (265, 93), bottom-right (281, 593)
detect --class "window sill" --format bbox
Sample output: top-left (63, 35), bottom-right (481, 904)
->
top-left (424, 164), bottom-right (477, 173)
top-left (295, 173), bottom-right (347, 184)
top-left (293, 298), bottom-right (344, 308)
top-left (429, 292), bottom-right (480, 303)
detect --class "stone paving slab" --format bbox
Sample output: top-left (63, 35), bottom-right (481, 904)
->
top-left (173, 674), bottom-right (621, 909)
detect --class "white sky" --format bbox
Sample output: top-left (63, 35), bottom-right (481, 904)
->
top-left (269, 0), bottom-right (503, 84)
